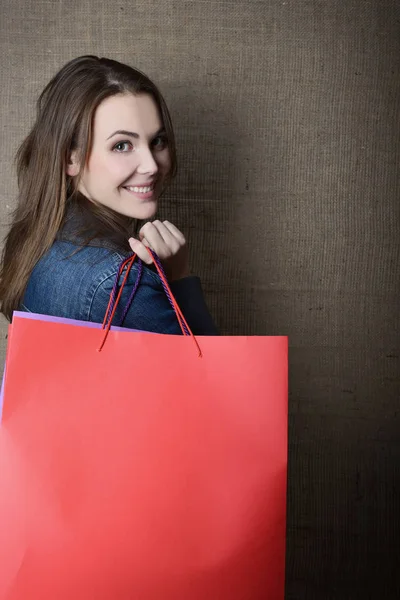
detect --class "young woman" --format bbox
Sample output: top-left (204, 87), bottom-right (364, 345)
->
top-left (0, 56), bottom-right (217, 335)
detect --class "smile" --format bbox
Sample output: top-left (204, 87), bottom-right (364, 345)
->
top-left (124, 185), bottom-right (155, 193)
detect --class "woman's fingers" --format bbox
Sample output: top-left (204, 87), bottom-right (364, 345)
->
top-left (161, 221), bottom-right (186, 245)
top-left (150, 221), bottom-right (182, 253)
top-left (139, 222), bottom-right (165, 249)
top-left (128, 238), bottom-right (153, 264)
top-left (130, 220), bottom-right (189, 280)
top-left (138, 221), bottom-right (181, 257)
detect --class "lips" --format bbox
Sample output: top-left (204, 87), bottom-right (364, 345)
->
top-left (123, 184), bottom-right (155, 193)
top-left (122, 184), bottom-right (156, 201)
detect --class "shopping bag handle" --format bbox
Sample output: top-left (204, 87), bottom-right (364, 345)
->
top-left (98, 249), bottom-right (202, 356)
top-left (103, 250), bottom-right (190, 336)
top-left (103, 254), bottom-right (144, 329)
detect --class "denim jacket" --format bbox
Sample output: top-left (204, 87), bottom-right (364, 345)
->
top-left (21, 207), bottom-right (218, 336)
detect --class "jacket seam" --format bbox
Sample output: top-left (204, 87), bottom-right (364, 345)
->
top-left (113, 251), bottom-right (163, 286)
top-left (85, 251), bottom-right (161, 320)
top-left (84, 251), bottom-right (128, 321)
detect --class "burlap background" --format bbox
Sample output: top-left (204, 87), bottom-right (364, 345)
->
top-left (1, 1), bottom-right (399, 597)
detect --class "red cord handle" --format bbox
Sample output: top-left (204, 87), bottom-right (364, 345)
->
top-left (98, 250), bottom-right (202, 357)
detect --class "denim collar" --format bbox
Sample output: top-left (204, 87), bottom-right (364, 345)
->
top-left (57, 202), bottom-right (130, 252)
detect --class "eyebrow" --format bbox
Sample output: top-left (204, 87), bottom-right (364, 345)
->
top-left (106, 127), bottom-right (165, 140)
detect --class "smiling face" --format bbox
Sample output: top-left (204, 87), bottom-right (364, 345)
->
top-left (69, 93), bottom-right (172, 220)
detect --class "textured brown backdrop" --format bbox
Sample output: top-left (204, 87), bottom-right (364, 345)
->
top-left (0, 1), bottom-right (399, 598)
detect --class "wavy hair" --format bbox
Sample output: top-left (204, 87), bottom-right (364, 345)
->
top-left (0, 55), bottom-right (177, 320)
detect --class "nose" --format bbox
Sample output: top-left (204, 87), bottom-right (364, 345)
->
top-left (136, 146), bottom-right (159, 175)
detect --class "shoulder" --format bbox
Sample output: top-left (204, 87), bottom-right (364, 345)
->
top-left (22, 238), bottom-right (216, 335)
top-left (22, 240), bottom-right (162, 322)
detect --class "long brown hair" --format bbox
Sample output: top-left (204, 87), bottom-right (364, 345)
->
top-left (0, 55), bottom-right (177, 321)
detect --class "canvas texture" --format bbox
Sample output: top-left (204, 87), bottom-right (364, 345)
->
top-left (0, 1), bottom-right (399, 597)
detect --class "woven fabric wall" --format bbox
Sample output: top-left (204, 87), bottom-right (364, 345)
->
top-left (0, 1), bottom-right (399, 597)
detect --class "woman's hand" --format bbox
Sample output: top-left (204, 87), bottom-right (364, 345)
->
top-left (128, 220), bottom-right (190, 281)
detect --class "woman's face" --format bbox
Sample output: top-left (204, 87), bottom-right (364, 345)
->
top-left (71, 93), bottom-right (172, 220)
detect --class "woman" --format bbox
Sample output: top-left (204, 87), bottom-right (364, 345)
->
top-left (0, 56), bottom-right (217, 335)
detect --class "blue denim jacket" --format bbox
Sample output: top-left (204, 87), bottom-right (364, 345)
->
top-left (21, 209), bottom-right (218, 336)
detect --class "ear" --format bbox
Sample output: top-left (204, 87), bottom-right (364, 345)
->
top-left (66, 150), bottom-right (80, 177)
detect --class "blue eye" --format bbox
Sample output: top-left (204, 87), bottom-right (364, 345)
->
top-left (113, 141), bottom-right (133, 152)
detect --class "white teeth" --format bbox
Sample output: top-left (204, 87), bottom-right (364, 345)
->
top-left (125, 185), bottom-right (154, 193)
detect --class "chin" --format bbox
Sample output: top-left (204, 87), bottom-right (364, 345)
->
top-left (126, 202), bottom-right (158, 221)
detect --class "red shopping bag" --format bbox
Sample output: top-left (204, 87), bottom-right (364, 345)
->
top-left (0, 253), bottom-right (288, 600)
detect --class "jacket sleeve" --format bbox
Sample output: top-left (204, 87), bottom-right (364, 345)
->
top-left (169, 276), bottom-right (219, 336)
top-left (89, 257), bottom-right (218, 336)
